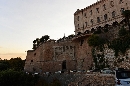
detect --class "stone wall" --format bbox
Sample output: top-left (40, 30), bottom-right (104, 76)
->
top-left (68, 73), bottom-right (115, 86)
top-left (24, 35), bottom-right (93, 73)
top-left (72, 34), bottom-right (93, 71)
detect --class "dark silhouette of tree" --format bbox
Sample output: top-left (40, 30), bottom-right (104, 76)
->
top-left (0, 59), bottom-right (10, 71)
top-left (0, 70), bottom-right (39, 86)
top-left (44, 35), bottom-right (50, 42)
top-left (9, 57), bottom-right (25, 71)
top-left (36, 38), bottom-right (40, 46)
top-left (40, 36), bottom-right (45, 43)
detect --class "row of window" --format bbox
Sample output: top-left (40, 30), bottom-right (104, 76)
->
top-left (77, 8), bottom-right (124, 29)
top-left (77, 0), bottom-right (124, 21)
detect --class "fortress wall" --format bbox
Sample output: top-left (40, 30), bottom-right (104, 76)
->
top-left (72, 35), bottom-right (92, 71)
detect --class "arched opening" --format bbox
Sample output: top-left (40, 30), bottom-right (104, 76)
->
top-left (84, 30), bottom-right (90, 34)
top-left (91, 28), bottom-right (95, 33)
top-left (62, 60), bottom-right (66, 70)
top-left (77, 32), bottom-right (82, 35)
top-left (112, 21), bottom-right (118, 27)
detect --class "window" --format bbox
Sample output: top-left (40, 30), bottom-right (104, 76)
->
top-left (80, 40), bottom-right (84, 46)
top-left (77, 16), bottom-right (79, 21)
top-left (103, 4), bottom-right (106, 10)
top-left (110, 1), bottom-right (114, 7)
top-left (84, 13), bottom-right (87, 17)
top-left (104, 14), bottom-right (108, 21)
top-left (112, 11), bottom-right (116, 18)
top-left (78, 24), bottom-right (79, 29)
top-left (121, 8), bottom-right (124, 14)
top-left (91, 19), bottom-right (94, 25)
top-left (96, 8), bottom-right (99, 13)
top-left (85, 22), bottom-right (87, 27)
top-left (97, 17), bottom-right (100, 23)
top-left (34, 53), bottom-right (36, 56)
top-left (90, 10), bottom-right (92, 15)
top-left (119, 0), bottom-right (123, 4)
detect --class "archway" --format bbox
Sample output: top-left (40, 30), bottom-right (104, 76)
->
top-left (84, 30), bottom-right (90, 34)
top-left (91, 28), bottom-right (95, 33)
top-left (62, 60), bottom-right (66, 70)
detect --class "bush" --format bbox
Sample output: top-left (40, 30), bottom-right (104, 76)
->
top-left (0, 70), bottom-right (39, 86)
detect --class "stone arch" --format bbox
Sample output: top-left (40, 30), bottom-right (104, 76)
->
top-left (96, 26), bottom-right (102, 31)
top-left (84, 30), bottom-right (90, 34)
top-left (104, 24), bottom-right (109, 28)
top-left (112, 21), bottom-right (118, 27)
top-left (91, 28), bottom-right (95, 33)
top-left (77, 32), bottom-right (82, 35)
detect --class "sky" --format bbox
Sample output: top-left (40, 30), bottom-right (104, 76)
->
top-left (0, 0), bottom-right (97, 60)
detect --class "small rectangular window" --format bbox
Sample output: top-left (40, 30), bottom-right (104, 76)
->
top-left (96, 8), bottom-right (99, 13)
top-left (103, 4), bottom-right (106, 10)
top-left (121, 8), bottom-right (124, 14)
top-left (80, 40), bottom-right (84, 46)
top-left (77, 16), bottom-right (79, 21)
top-left (97, 17), bottom-right (100, 23)
top-left (112, 11), bottom-right (116, 18)
top-left (34, 53), bottom-right (36, 56)
top-left (91, 19), bottom-right (94, 25)
top-left (90, 10), bottom-right (92, 15)
top-left (85, 22), bottom-right (87, 27)
top-left (119, 0), bottom-right (123, 4)
top-left (104, 14), bottom-right (108, 20)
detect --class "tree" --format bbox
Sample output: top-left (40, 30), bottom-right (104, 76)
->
top-left (44, 35), bottom-right (50, 42)
top-left (9, 57), bottom-right (25, 71)
top-left (0, 59), bottom-right (10, 71)
top-left (40, 36), bottom-right (45, 43)
top-left (0, 70), bottom-right (39, 86)
top-left (87, 34), bottom-right (105, 47)
top-left (122, 10), bottom-right (130, 31)
top-left (36, 38), bottom-right (40, 46)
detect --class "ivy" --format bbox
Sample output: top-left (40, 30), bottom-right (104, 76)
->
top-left (88, 34), bottom-right (106, 47)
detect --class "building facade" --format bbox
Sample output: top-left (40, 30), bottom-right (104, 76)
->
top-left (74, 0), bottom-right (130, 35)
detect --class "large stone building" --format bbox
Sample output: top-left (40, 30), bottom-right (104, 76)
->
top-left (24, 0), bottom-right (130, 73)
top-left (74, 0), bottom-right (130, 35)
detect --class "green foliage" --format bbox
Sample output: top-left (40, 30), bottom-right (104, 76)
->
top-left (0, 60), bottom-right (10, 71)
top-left (91, 48), bottom-right (109, 69)
top-left (88, 35), bottom-right (105, 47)
top-left (9, 57), bottom-right (25, 71)
top-left (122, 10), bottom-right (130, 19)
top-left (122, 10), bottom-right (130, 31)
top-left (94, 29), bottom-right (102, 34)
top-left (0, 70), bottom-right (39, 86)
top-left (108, 34), bottom-right (130, 56)
top-left (119, 26), bottom-right (127, 37)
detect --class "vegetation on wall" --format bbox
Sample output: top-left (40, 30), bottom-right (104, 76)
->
top-left (33, 35), bottom-right (50, 50)
top-left (88, 10), bottom-right (130, 69)
top-left (108, 26), bottom-right (130, 56)
top-left (87, 34), bottom-right (106, 47)
top-left (88, 35), bottom-right (108, 69)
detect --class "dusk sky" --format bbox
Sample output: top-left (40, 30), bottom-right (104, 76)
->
top-left (0, 0), bottom-right (97, 60)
